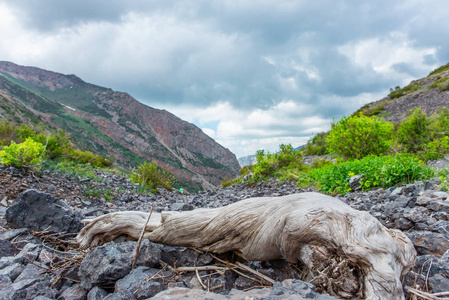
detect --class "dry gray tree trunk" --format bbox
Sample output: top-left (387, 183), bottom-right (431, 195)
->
top-left (77, 192), bottom-right (416, 300)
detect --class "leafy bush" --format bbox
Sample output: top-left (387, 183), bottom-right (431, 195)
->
top-left (396, 107), bottom-right (430, 153)
top-left (302, 132), bottom-right (328, 155)
top-left (0, 120), bottom-right (114, 168)
top-left (45, 129), bottom-right (72, 159)
top-left (0, 120), bottom-right (16, 147)
top-left (251, 144), bottom-right (303, 182)
top-left (305, 154), bottom-right (433, 195)
top-left (326, 114), bottom-right (393, 160)
top-left (419, 136), bottom-right (449, 161)
top-left (0, 137), bottom-right (45, 168)
top-left (68, 149), bottom-right (114, 168)
top-left (131, 162), bottom-right (174, 192)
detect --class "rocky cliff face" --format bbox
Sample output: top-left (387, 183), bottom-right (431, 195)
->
top-left (0, 61), bottom-right (240, 190)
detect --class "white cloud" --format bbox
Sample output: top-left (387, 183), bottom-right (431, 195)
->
top-left (338, 32), bottom-right (437, 85)
top-left (166, 100), bottom-right (331, 157)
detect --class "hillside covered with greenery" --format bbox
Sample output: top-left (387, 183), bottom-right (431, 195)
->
top-left (225, 64), bottom-right (449, 195)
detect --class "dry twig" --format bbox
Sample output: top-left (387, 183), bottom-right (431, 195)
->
top-left (132, 207), bottom-right (153, 269)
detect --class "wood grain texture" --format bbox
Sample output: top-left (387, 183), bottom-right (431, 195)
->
top-left (77, 192), bottom-right (416, 299)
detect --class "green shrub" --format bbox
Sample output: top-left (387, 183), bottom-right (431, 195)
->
top-left (0, 121), bottom-right (15, 147)
top-left (131, 162), bottom-right (174, 192)
top-left (0, 137), bottom-right (45, 168)
top-left (302, 132), bottom-right (328, 155)
top-left (240, 165), bottom-right (253, 176)
top-left (429, 108), bottom-right (449, 138)
top-left (251, 144), bottom-right (303, 182)
top-left (46, 129), bottom-right (72, 159)
top-left (326, 114), bottom-right (393, 160)
top-left (68, 149), bottom-right (114, 168)
top-left (397, 107), bottom-right (430, 153)
top-left (305, 154), bottom-right (433, 195)
top-left (419, 136), bottom-right (449, 161)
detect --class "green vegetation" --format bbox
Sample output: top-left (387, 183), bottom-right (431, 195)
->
top-left (303, 154), bottom-right (433, 195)
top-left (326, 114), bottom-right (393, 160)
top-left (130, 162), bottom-right (175, 193)
top-left (251, 144), bottom-right (304, 182)
top-left (0, 138), bottom-right (45, 168)
top-left (389, 82), bottom-right (420, 99)
top-left (429, 62), bottom-right (449, 76)
top-left (302, 132), bottom-right (328, 155)
top-left (428, 75), bottom-right (449, 92)
top-left (226, 107), bottom-right (449, 196)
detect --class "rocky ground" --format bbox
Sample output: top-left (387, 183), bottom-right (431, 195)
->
top-left (1, 163), bottom-right (449, 299)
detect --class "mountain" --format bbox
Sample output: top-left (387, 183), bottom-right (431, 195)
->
top-left (0, 61), bottom-right (241, 191)
top-left (354, 63), bottom-right (449, 122)
top-left (238, 155), bottom-right (257, 167)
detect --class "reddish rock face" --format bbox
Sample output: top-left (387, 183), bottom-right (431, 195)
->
top-left (0, 61), bottom-right (241, 190)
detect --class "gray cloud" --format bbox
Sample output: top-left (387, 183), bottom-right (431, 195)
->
top-left (1, 0), bottom-right (449, 156)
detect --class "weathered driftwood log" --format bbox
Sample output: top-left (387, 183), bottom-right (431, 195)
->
top-left (77, 192), bottom-right (416, 299)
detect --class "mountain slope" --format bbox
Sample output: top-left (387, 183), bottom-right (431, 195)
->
top-left (354, 64), bottom-right (449, 122)
top-left (0, 61), bottom-right (241, 191)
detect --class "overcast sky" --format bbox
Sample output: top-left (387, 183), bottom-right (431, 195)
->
top-left (1, 1), bottom-right (449, 158)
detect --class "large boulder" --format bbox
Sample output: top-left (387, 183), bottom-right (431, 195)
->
top-left (5, 189), bottom-right (84, 233)
top-left (79, 240), bottom-right (162, 290)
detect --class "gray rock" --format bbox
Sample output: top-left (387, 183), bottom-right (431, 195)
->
top-left (402, 184), bottom-right (417, 196)
top-left (87, 286), bottom-right (108, 300)
top-left (406, 231), bottom-right (449, 257)
top-left (437, 250), bottom-right (449, 278)
top-left (16, 243), bottom-right (42, 263)
top-left (416, 195), bottom-right (433, 206)
top-left (0, 228), bottom-right (30, 241)
top-left (424, 180), bottom-right (437, 190)
top-left (269, 279), bottom-right (335, 299)
top-left (5, 189), bottom-right (84, 233)
top-left (79, 241), bottom-right (135, 290)
top-left (349, 175), bottom-right (363, 191)
top-left (0, 239), bottom-right (19, 258)
top-left (234, 276), bottom-right (259, 290)
top-left (428, 200), bottom-right (449, 213)
top-left (135, 239), bottom-right (162, 268)
top-left (150, 279), bottom-right (336, 299)
top-left (393, 217), bottom-right (413, 231)
top-left (58, 284), bottom-right (88, 300)
top-left (103, 289), bottom-right (135, 300)
top-left (115, 266), bottom-right (164, 299)
top-left (404, 206), bottom-right (427, 223)
top-left (0, 273), bottom-right (12, 289)
top-left (432, 191), bottom-right (449, 199)
top-left (79, 240), bottom-right (161, 290)
top-left (0, 255), bottom-right (24, 269)
top-left (149, 287), bottom-right (271, 299)
top-left (430, 221), bottom-right (449, 237)
top-left (160, 246), bottom-right (213, 267)
top-left (412, 254), bottom-right (439, 277)
top-left (0, 265), bottom-right (55, 300)
top-left (403, 271), bottom-right (428, 293)
top-left (429, 274), bottom-right (449, 292)
top-left (0, 263), bottom-right (24, 281)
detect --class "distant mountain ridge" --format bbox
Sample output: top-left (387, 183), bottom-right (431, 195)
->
top-left (0, 61), bottom-right (241, 191)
